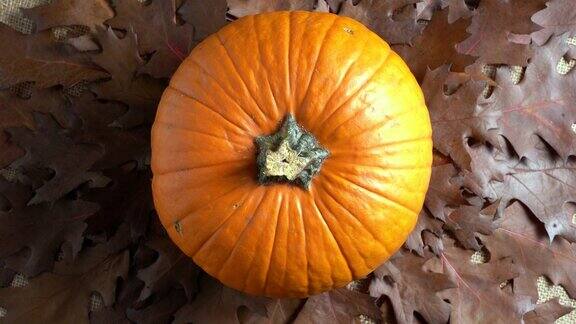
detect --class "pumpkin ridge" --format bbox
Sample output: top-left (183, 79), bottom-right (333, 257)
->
top-left (322, 169), bottom-right (419, 216)
top-left (155, 158), bottom-right (251, 176)
top-left (183, 57), bottom-right (261, 130)
top-left (295, 15), bottom-right (339, 117)
top-left (153, 120), bottom-right (247, 147)
top-left (314, 193), bottom-right (371, 274)
top-left (215, 189), bottom-right (268, 278)
top-left (316, 182), bottom-right (385, 246)
top-left (291, 12), bottom-right (316, 107)
top-left (261, 191), bottom-right (284, 295)
top-left (165, 86), bottom-right (249, 134)
top-left (327, 159), bottom-right (431, 170)
top-left (306, 31), bottom-right (371, 130)
top-left (191, 188), bottom-right (260, 262)
top-left (308, 190), bottom-right (355, 282)
top-left (214, 32), bottom-right (270, 127)
top-left (251, 14), bottom-right (282, 123)
top-left (294, 197), bottom-right (310, 295)
top-left (330, 135), bottom-right (431, 152)
top-left (313, 48), bottom-right (392, 135)
top-left (168, 179), bottom-right (252, 226)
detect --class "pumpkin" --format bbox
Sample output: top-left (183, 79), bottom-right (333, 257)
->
top-left (151, 11), bottom-right (432, 298)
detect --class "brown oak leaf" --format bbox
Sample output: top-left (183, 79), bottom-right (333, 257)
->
top-left (404, 209), bottom-right (444, 256)
top-left (173, 275), bottom-right (269, 324)
top-left (7, 113), bottom-right (108, 204)
top-left (523, 298), bottom-right (572, 324)
top-left (485, 34), bottom-right (576, 161)
top-left (179, 0), bottom-right (228, 40)
top-left (423, 65), bottom-right (497, 169)
top-left (91, 27), bottom-right (164, 127)
top-left (339, 0), bottom-right (423, 45)
top-left (239, 298), bottom-right (303, 323)
top-left (442, 0), bottom-right (476, 23)
top-left (23, 0), bottom-right (114, 32)
top-left (0, 23), bottom-right (107, 88)
top-left (395, 8), bottom-right (475, 82)
top-left (137, 235), bottom-right (200, 301)
top-left (424, 163), bottom-right (467, 220)
top-left (444, 202), bottom-right (497, 251)
top-left (127, 288), bottom-right (188, 324)
top-left (439, 241), bottom-right (533, 323)
top-left (106, 0), bottom-right (195, 78)
top-left (531, 0), bottom-right (576, 45)
top-left (369, 253), bottom-right (453, 324)
top-left (0, 241), bottom-right (129, 324)
top-left (464, 142), bottom-right (576, 242)
top-left (482, 202), bottom-right (576, 300)
top-left (0, 179), bottom-right (98, 276)
top-left (294, 287), bottom-right (381, 324)
top-left (227, 0), bottom-right (316, 18)
top-left (456, 0), bottom-right (547, 65)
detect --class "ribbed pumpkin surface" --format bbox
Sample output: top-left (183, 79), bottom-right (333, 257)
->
top-left (151, 11), bottom-right (432, 298)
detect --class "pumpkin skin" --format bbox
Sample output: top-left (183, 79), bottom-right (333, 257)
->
top-left (151, 11), bottom-right (432, 298)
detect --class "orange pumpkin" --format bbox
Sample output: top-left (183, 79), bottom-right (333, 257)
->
top-left (151, 11), bottom-right (432, 298)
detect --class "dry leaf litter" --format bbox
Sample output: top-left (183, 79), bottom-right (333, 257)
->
top-left (0, 0), bottom-right (575, 323)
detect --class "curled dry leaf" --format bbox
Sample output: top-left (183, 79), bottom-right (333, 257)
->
top-left (442, 0), bottom-right (476, 23)
top-left (106, 0), bottom-right (195, 79)
top-left (7, 113), bottom-right (108, 204)
top-left (456, 0), bottom-right (547, 65)
top-left (339, 0), bottom-right (423, 45)
top-left (0, 179), bottom-right (98, 276)
top-left (404, 209), bottom-right (444, 256)
top-left (424, 163), bottom-right (467, 220)
top-left (127, 288), bottom-right (187, 324)
top-left (444, 202), bottom-right (497, 251)
top-left (23, 0), bottom-right (114, 32)
top-left (370, 252), bottom-right (453, 324)
top-left (523, 298), bottom-right (573, 324)
top-left (0, 23), bottom-right (107, 88)
top-left (482, 202), bottom-right (576, 300)
top-left (395, 8), bottom-right (475, 82)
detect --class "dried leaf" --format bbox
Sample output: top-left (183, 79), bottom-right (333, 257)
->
top-left (0, 242), bottom-right (129, 324)
top-left (442, 0), bottom-right (476, 23)
top-left (174, 275), bottom-right (269, 324)
top-left (486, 34), bottom-right (576, 161)
top-left (444, 203), bottom-right (496, 250)
top-left (369, 253), bottom-right (453, 324)
top-left (404, 209), bottom-right (444, 256)
top-left (424, 163), bottom-right (467, 220)
top-left (531, 0), bottom-right (576, 45)
top-left (423, 65), bottom-right (496, 169)
top-left (0, 23), bottom-right (107, 88)
top-left (179, 0), bottom-right (228, 39)
top-left (523, 298), bottom-right (572, 324)
top-left (106, 0), bottom-right (195, 78)
top-left (227, 0), bottom-right (316, 18)
top-left (483, 202), bottom-right (576, 300)
top-left (127, 288), bottom-right (187, 324)
top-left (0, 179), bottom-right (98, 276)
top-left (456, 0), bottom-right (547, 65)
top-left (339, 0), bottom-right (423, 45)
top-left (464, 143), bottom-right (576, 242)
top-left (23, 0), bottom-right (114, 32)
top-left (395, 9), bottom-right (475, 82)
top-left (439, 242), bottom-right (533, 323)
top-left (7, 113), bottom-right (108, 204)
top-left (294, 287), bottom-right (381, 324)
top-left (90, 27), bottom-right (164, 127)
top-left (137, 235), bottom-right (200, 301)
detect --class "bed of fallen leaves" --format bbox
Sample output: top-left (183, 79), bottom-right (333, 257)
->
top-left (0, 0), bottom-right (575, 323)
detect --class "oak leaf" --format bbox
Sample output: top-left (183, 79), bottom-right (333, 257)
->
top-left (531, 0), bottom-right (576, 45)
top-left (23, 0), bottom-right (114, 32)
top-left (179, 0), bottom-right (228, 40)
top-left (227, 0), bottom-right (316, 18)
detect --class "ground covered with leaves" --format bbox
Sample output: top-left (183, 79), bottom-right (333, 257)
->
top-left (0, 0), bottom-right (575, 323)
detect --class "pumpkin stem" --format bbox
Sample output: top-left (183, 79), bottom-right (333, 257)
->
top-left (255, 115), bottom-right (329, 189)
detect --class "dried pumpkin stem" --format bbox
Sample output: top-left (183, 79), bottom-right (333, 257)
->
top-left (255, 115), bottom-right (329, 189)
